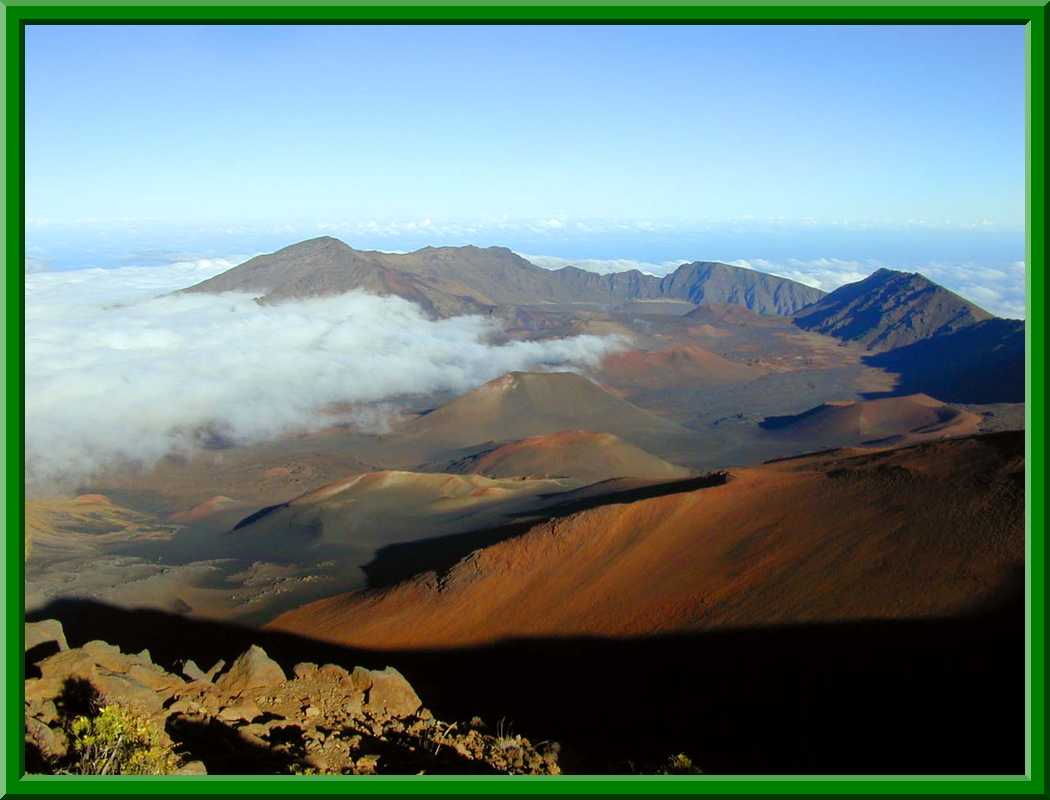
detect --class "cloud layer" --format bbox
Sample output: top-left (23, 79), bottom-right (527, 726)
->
top-left (26, 262), bottom-right (625, 488)
top-left (522, 253), bottom-right (687, 277)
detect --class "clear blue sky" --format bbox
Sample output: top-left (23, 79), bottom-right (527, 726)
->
top-left (26, 24), bottom-right (1024, 229)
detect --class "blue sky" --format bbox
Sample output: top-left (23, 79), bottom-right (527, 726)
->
top-left (24, 24), bottom-right (1026, 316)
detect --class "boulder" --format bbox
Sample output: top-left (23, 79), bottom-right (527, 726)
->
top-left (319, 663), bottom-right (351, 683)
top-left (25, 620), bottom-right (68, 654)
top-left (25, 716), bottom-right (68, 761)
top-left (82, 640), bottom-right (120, 656)
top-left (364, 667), bottom-right (421, 718)
top-left (349, 666), bottom-right (373, 693)
top-left (91, 669), bottom-right (166, 714)
top-left (218, 700), bottom-right (262, 723)
top-left (174, 760), bottom-right (207, 775)
top-left (126, 663), bottom-right (184, 693)
top-left (182, 659), bottom-right (207, 682)
top-left (214, 645), bottom-right (285, 697)
top-left (27, 698), bottom-right (59, 725)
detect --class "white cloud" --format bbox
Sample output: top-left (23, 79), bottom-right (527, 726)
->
top-left (521, 253), bottom-right (688, 277)
top-left (728, 257), bottom-right (874, 292)
top-left (25, 261), bottom-right (626, 489)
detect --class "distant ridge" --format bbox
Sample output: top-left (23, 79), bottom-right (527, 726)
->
top-left (183, 236), bottom-right (825, 316)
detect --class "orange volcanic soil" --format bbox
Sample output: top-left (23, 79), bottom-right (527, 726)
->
top-left (268, 432), bottom-right (1023, 648)
top-left (446, 430), bottom-right (691, 482)
top-left (761, 393), bottom-right (981, 444)
top-left (598, 344), bottom-right (766, 390)
top-left (167, 495), bottom-right (244, 524)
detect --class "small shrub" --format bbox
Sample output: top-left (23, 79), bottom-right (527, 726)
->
top-left (68, 705), bottom-right (180, 775)
top-left (661, 752), bottom-right (702, 774)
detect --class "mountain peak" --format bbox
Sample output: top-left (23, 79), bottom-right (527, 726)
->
top-left (794, 268), bottom-right (993, 351)
top-left (282, 235), bottom-right (353, 252)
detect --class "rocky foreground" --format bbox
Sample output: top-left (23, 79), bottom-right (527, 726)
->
top-left (24, 619), bottom-right (561, 775)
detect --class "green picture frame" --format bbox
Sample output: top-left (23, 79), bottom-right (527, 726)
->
top-left (2, 3), bottom-right (1044, 795)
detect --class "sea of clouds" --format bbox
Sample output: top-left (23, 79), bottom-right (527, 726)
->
top-left (524, 253), bottom-right (1027, 320)
top-left (26, 260), bottom-right (625, 488)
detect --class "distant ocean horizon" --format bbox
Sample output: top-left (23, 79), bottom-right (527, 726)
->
top-left (25, 221), bottom-right (1024, 270)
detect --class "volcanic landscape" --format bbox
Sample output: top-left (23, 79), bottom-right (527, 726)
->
top-left (25, 237), bottom-right (1026, 774)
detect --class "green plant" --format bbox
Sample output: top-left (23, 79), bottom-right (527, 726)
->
top-left (67, 704), bottom-right (180, 775)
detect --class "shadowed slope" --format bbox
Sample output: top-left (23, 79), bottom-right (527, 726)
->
top-left (863, 317), bottom-right (1025, 403)
top-left (31, 583), bottom-right (1023, 774)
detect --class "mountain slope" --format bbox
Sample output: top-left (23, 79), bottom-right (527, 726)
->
top-left (793, 268), bottom-right (992, 351)
top-left (268, 432), bottom-right (1023, 648)
top-left (658, 261), bottom-right (824, 314)
top-left (183, 237), bottom-right (824, 316)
